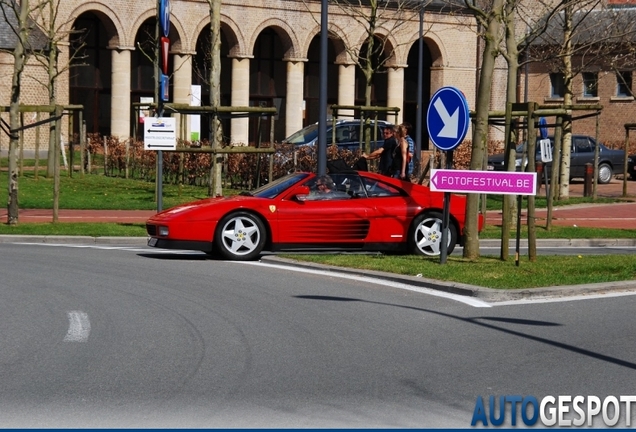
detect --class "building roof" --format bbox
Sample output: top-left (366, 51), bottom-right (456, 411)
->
top-left (531, 8), bottom-right (636, 46)
top-left (0, 0), bottom-right (49, 51)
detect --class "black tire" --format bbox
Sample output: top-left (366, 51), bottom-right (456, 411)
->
top-left (597, 163), bottom-right (613, 184)
top-left (214, 211), bottom-right (266, 261)
top-left (409, 211), bottom-right (457, 256)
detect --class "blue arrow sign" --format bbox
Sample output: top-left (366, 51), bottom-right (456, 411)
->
top-left (426, 86), bottom-right (470, 151)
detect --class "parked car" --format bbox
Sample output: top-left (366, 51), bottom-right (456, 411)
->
top-left (146, 171), bottom-right (481, 260)
top-left (282, 119), bottom-right (392, 152)
top-left (629, 154), bottom-right (636, 180)
top-left (487, 135), bottom-right (625, 184)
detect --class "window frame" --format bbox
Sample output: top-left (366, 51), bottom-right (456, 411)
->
top-left (549, 73), bottom-right (565, 98)
top-left (616, 71), bottom-right (633, 98)
top-left (582, 72), bottom-right (598, 98)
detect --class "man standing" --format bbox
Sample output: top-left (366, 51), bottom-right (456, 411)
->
top-left (362, 125), bottom-right (397, 176)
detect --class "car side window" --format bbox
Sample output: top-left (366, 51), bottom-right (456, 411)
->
top-left (303, 177), bottom-right (351, 201)
top-left (330, 174), bottom-right (367, 198)
top-left (335, 125), bottom-right (361, 144)
top-left (361, 177), bottom-right (402, 197)
top-left (575, 137), bottom-right (593, 153)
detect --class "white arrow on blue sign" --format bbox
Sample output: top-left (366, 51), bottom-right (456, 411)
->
top-left (160, 0), bottom-right (170, 38)
top-left (426, 86), bottom-right (470, 151)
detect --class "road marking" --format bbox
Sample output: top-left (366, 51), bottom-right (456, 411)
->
top-left (12, 243), bottom-right (635, 307)
top-left (64, 311), bottom-right (91, 342)
top-left (238, 261), bottom-right (492, 308)
top-left (12, 243), bottom-right (193, 254)
top-left (491, 290), bottom-right (636, 307)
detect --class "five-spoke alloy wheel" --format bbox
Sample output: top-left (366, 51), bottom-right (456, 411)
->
top-left (215, 212), bottom-right (266, 260)
top-left (410, 211), bottom-right (457, 256)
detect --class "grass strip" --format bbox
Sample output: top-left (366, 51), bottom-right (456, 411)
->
top-left (279, 253), bottom-right (636, 289)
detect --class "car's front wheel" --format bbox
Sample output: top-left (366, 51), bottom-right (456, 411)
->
top-left (598, 163), bottom-right (613, 184)
top-left (215, 212), bottom-right (266, 260)
top-left (409, 211), bottom-right (457, 256)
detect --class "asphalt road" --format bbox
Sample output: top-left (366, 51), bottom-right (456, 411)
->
top-left (2, 242), bottom-right (636, 427)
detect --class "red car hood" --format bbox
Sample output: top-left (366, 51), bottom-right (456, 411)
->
top-left (148, 195), bottom-right (262, 222)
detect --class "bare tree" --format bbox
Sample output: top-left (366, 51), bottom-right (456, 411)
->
top-left (190, 0), bottom-right (223, 196)
top-left (30, 0), bottom-right (87, 178)
top-left (497, 0), bottom-right (564, 259)
top-left (462, 0), bottom-right (506, 260)
top-left (528, 0), bottom-right (636, 198)
top-left (331, 0), bottom-right (418, 107)
top-left (1, 0), bottom-right (33, 224)
top-left (205, 0), bottom-right (223, 197)
top-left (302, 0), bottom-right (424, 152)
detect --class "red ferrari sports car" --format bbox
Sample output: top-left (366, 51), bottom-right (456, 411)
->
top-left (146, 171), bottom-right (482, 261)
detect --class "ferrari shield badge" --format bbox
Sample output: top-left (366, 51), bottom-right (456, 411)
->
top-left (269, 205), bottom-right (276, 213)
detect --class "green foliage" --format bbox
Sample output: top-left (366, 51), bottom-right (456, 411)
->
top-left (0, 170), bottom-right (211, 210)
top-left (479, 225), bottom-right (636, 239)
top-left (281, 254), bottom-right (636, 289)
top-left (82, 135), bottom-right (362, 190)
top-left (0, 222), bottom-right (145, 236)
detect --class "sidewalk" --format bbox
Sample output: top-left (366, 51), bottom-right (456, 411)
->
top-left (0, 209), bottom-right (156, 224)
top-left (487, 178), bottom-right (636, 229)
top-left (0, 178), bottom-right (635, 229)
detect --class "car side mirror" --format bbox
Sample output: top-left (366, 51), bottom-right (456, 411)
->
top-left (293, 185), bottom-right (310, 202)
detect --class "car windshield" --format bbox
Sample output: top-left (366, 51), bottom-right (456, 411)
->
top-left (283, 124), bottom-right (321, 145)
top-left (245, 172), bottom-right (310, 199)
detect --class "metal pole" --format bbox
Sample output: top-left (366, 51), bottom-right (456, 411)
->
top-left (317, 0), bottom-right (328, 176)
top-left (440, 149), bottom-right (453, 265)
top-left (415, 4), bottom-right (424, 176)
top-left (156, 0), bottom-right (163, 212)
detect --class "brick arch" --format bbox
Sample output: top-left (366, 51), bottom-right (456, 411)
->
top-left (354, 29), bottom-right (398, 66)
top-left (63, 2), bottom-right (124, 47)
top-left (303, 23), bottom-right (350, 64)
top-left (192, 14), bottom-right (244, 57)
top-left (422, 34), bottom-right (446, 68)
top-left (393, 30), bottom-right (447, 69)
top-left (129, 8), bottom-right (185, 51)
top-left (249, 18), bottom-right (300, 59)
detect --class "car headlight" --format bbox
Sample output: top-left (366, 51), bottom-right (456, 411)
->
top-left (158, 226), bottom-right (169, 236)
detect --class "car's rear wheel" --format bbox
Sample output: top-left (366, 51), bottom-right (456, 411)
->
top-left (409, 211), bottom-right (457, 256)
top-left (215, 212), bottom-right (266, 261)
top-left (598, 163), bottom-right (613, 184)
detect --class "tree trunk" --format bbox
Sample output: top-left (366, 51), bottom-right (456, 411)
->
top-left (500, 0), bottom-right (519, 261)
top-left (362, 0), bottom-right (378, 155)
top-left (7, 0), bottom-right (30, 225)
top-left (47, 35), bottom-right (58, 179)
top-left (208, 0), bottom-right (223, 197)
top-left (559, 5), bottom-right (573, 200)
top-left (463, 0), bottom-right (505, 260)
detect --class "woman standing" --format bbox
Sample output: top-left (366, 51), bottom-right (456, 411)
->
top-left (391, 124), bottom-right (410, 180)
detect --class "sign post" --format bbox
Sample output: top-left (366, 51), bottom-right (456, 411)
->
top-left (154, 0), bottom-right (170, 212)
top-left (427, 87), bottom-right (470, 264)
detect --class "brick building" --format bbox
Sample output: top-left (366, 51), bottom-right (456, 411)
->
top-left (522, 0), bottom-right (636, 147)
top-left (0, 0), bottom-right (479, 152)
